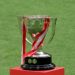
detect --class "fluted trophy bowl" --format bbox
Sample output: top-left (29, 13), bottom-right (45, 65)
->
top-left (19, 15), bottom-right (57, 70)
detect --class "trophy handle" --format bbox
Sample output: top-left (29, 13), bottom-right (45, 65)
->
top-left (48, 18), bottom-right (57, 43)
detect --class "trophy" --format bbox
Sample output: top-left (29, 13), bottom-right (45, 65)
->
top-left (19, 15), bottom-right (57, 70)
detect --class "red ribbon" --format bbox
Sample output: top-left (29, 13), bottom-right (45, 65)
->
top-left (22, 17), bottom-right (50, 63)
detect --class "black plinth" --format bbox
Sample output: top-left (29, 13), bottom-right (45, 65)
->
top-left (21, 52), bottom-right (55, 70)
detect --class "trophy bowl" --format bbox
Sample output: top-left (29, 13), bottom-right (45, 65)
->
top-left (19, 15), bottom-right (57, 70)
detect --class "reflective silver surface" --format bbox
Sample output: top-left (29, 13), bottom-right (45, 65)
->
top-left (32, 51), bottom-right (50, 57)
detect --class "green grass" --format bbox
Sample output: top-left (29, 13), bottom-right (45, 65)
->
top-left (0, 0), bottom-right (75, 75)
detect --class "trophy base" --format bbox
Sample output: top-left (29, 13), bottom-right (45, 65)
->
top-left (21, 63), bottom-right (55, 70)
top-left (21, 52), bottom-right (55, 70)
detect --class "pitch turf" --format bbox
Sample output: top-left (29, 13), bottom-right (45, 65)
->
top-left (0, 0), bottom-right (75, 75)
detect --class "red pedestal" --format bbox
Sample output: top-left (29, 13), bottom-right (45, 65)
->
top-left (10, 67), bottom-right (64, 75)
